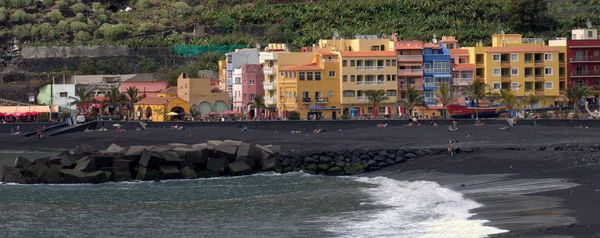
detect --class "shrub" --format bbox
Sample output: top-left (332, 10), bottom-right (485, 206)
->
top-left (71, 3), bottom-right (86, 13)
top-left (70, 21), bottom-right (88, 33)
top-left (215, 14), bottom-right (236, 28)
top-left (137, 22), bottom-right (156, 33)
top-left (75, 13), bottom-right (85, 22)
top-left (10, 10), bottom-right (29, 23)
top-left (36, 112), bottom-right (50, 122)
top-left (341, 114), bottom-right (350, 120)
top-left (0, 7), bottom-right (5, 21)
top-left (8, 0), bottom-right (32, 8)
top-left (56, 20), bottom-right (69, 33)
top-left (99, 23), bottom-right (127, 40)
top-left (540, 112), bottom-right (549, 119)
top-left (46, 9), bottom-right (63, 22)
top-left (74, 30), bottom-right (90, 41)
top-left (288, 111), bottom-right (300, 120)
top-left (92, 2), bottom-right (103, 13)
top-left (77, 57), bottom-right (97, 74)
top-left (56, 0), bottom-right (68, 9)
top-left (137, 57), bottom-right (157, 73)
top-left (137, 0), bottom-right (152, 9)
top-left (173, 1), bottom-right (192, 17)
top-left (43, 0), bottom-right (54, 6)
top-left (98, 14), bottom-right (108, 23)
top-left (159, 18), bottom-right (170, 26)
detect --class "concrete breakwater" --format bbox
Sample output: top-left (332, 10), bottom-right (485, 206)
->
top-left (2, 140), bottom-right (600, 184)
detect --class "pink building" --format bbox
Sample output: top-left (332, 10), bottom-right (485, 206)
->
top-left (232, 64), bottom-right (265, 114)
top-left (120, 81), bottom-right (168, 98)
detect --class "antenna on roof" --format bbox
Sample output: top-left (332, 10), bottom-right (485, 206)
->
top-left (332, 30), bottom-right (340, 40)
top-left (501, 30), bottom-right (505, 35)
top-left (587, 18), bottom-right (592, 29)
top-left (432, 34), bottom-right (438, 44)
top-left (255, 43), bottom-right (261, 49)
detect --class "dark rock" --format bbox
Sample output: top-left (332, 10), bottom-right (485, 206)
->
top-left (14, 156), bottom-right (32, 169)
top-left (42, 170), bottom-right (62, 183)
top-left (366, 160), bottom-right (377, 168)
top-left (61, 170), bottom-right (107, 184)
top-left (206, 157), bottom-right (227, 173)
top-left (283, 167), bottom-right (294, 173)
top-left (2, 165), bottom-right (22, 183)
top-left (335, 161), bottom-right (346, 168)
top-left (236, 143), bottom-right (262, 160)
top-left (139, 151), bottom-right (166, 169)
top-left (385, 159), bottom-right (396, 165)
top-left (172, 147), bottom-right (195, 158)
top-left (136, 167), bottom-right (161, 181)
top-left (317, 164), bottom-right (330, 172)
top-left (216, 144), bottom-right (238, 162)
top-left (281, 158), bottom-right (291, 167)
top-left (396, 149), bottom-right (406, 157)
top-left (197, 170), bottom-right (220, 178)
top-left (123, 146), bottom-right (146, 162)
top-left (114, 172), bottom-right (132, 182)
top-left (159, 165), bottom-right (182, 179)
top-left (304, 156), bottom-right (318, 164)
top-left (261, 157), bottom-right (281, 171)
top-left (29, 164), bottom-right (51, 178)
top-left (32, 157), bottom-right (50, 167)
top-left (228, 161), bottom-right (251, 176)
top-left (113, 159), bottom-right (133, 173)
top-left (74, 143), bottom-right (94, 155)
top-left (395, 157), bottom-right (406, 164)
top-left (377, 162), bottom-right (387, 167)
top-left (359, 154), bottom-right (370, 161)
top-left (326, 167), bottom-right (345, 176)
top-left (374, 155), bottom-right (386, 163)
top-left (404, 153), bottom-right (416, 158)
top-left (378, 151), bottom-right (389, 157)
top-left (319, 156), bottom-right (333, 164)
top-left (74, 157), bottom-right (96, 172)
top-left (181, 166), bottom-right (197, 179)
top-left (162, 151), bottom-right (182, 164)
top-left (89, 155), bottom-right (113, 168)
top-left (98, 167), bottom-right (113, 172)
top-left (370, 166), bottom-right (381, 171)
top-left (344, 165), bottom-right (365, 175)
top-left (305, 164), bottom-right (318, 172)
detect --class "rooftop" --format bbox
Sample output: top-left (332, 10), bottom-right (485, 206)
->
top-left (339, 51), bottom-right (397, 57)
top-left (423, 43), bottom-right (441, 49)
top-left (282, 63), bottom-right (323, 71)
top-left (159, 86), bottom-right (177, 94)
top-left (485, 46), bottom-right (558, 53)
top-left (137, 96), bottom-right (175, 105)
top-left (395, 41), bottom-right (424, 50)
top-left (450, 49), bottom-right (469, 55)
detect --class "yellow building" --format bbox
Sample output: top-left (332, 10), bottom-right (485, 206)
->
top-left (278, 52), bottom-right (342, 119)
top-left (157, 86), bottom-right (177, 97)
top-left (217, 60), bottom-right (227, 92)
top-left (261, 51), bottom-right (314, 112)
top-left (317, 36), bottom-right (395, 52)
top-left (135, 96), bottom-right (189, 122)
top-left (177, 73), bottom-right (230, 117)
top-left (466, 34), bottom-right (566, 108)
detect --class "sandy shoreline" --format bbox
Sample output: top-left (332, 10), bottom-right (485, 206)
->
top-left (2, 124), bottom-right (600, 237)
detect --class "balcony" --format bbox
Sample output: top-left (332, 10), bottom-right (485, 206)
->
top-left (535, 74), bottom-right (544, 80)
top-left (377, 66), bottom-right (384, 70)
top-left (265, 97), bottom-right (276, 105)
top-left (571, 71), bottom-right (600, 77)
top-left (321, 59), bottom-right (339, 62)
top-left (364, 81), bottom-right (377, 85)
top-left (455, 78), bottom-right (473, 85)
top-left (397, 55), bottom-right (423, 62)
top-left (302, 98), bottom-right (311, 104)
top-left (263, 83), bottom-right (274, 90)
top-left (263, 67), bottom-right (274, 75)
top-left (525, 74), bottom-right (533, 78)
top-left (357, 96), bottom-right (368, 101)
top-left (535, 89), bottom-right (544, 95)
top-left (524, 59), bottom-right (533, 64)
top-left (315, 97), bottom-right (328, 104)
top-left (398, 69), bottom-right (423, 75)
top-left (501, 74), bottom-right (510, 78)
top-left (570, 56), bottom-right (600, 63)
top-left (260, 53), bottom-right (278, 61)
top-left (365, 66), bottom-right (377, 70)
top-left (357, 66), bottom-right (365, 70)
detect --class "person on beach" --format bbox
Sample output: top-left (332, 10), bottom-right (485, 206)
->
top-left (430, 121), bottom-right (439, 126)
top-left (475, 119), bottom-right (485, 126)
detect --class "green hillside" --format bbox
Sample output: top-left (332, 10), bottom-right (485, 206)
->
top-left (0, 0), bottom-right (599, 48)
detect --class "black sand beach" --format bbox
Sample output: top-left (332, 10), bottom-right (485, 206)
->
top-left (2, 123), bottom-right (600, 237)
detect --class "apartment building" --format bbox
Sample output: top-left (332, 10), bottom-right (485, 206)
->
top-left (565, 27), bottom-right (600, 93)
top-left (231, 64), bottom-right (265, 114)
top-left (221, 48), bottom-right (260, 107)
top-left (422, 41), bottom-right (452, 105)
top-left (441, 36), bottom-right (475, 99)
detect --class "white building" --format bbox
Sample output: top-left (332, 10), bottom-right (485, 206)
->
top-left (225, 48), bottom-right (259, 96)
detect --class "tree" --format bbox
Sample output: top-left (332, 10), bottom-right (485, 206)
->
top-left (507, 0), bottom-right (549, 33)
top-left (364, 90), bottom-right (389, 116)
top-left (71, 3), bottom-right (86, 13)
top-left (69, 88), bottom-right (93, 113)
top-left (566, 84), bottom-right (593, 114)
top-left (106, 87), bottom-right (127, 114)
top-left (10, 10), bottom-right (29, 23)
top-left (0, 7), bottom-right (5, 22)
top-left (525, 95), bottom-right (543, 114)
top-left (462, 79), bottom-right (489, 118)
top-left (173, 1), bottom-right (192, 18)
top-left (125, 86), bottom-right (143, 119)
top-left (249, 95), bottom-right (266, 120)
top-left (99, 23), bottom-right (127, 41)
top-left (46, 9), bottom-right (63, 22)
top-left (493, 88), bottom-right (519, 117)
top-left (398, 86), bottom-right (427, 118)
top-left (434, 83), bottom-right (455, 119)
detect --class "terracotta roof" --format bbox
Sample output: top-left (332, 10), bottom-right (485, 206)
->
top-left (159, 86), bottom-right (177, 94)
top-left (424, 43), bottom-right (441, 49)
top-left (450, 49), bottom-right (469, 55)
top-left (339, 51), bottom-right (397, 57)
top-left (453, 64), bottom-right (474, 70)
top-left (395, 41), bottom-right (424, 50)
top-left (281, 63), bottom-right (323, 71)
top-left (485, 46), bottom-right (558, 53)
top-left (137, 96), bottom-right (174, 105)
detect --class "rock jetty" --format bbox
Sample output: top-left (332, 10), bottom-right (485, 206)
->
top-left (3, 140), bottom-right (598, 184)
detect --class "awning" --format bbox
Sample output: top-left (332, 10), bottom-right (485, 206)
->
top-left (308, 108), bottom-right (340, 111)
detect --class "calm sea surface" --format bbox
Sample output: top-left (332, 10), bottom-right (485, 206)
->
top-left (0, 151), bottom-right (506, 238)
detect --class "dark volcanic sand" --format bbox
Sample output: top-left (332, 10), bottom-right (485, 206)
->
top-left (2, 124), bottom-right (600, 237)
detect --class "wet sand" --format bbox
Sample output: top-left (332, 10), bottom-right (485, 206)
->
top-left (2, 124), bottom-right (600, 237)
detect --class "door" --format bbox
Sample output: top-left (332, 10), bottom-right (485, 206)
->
top-left (332, 111), bottom-right (337, 120)
top-left (576, 50), bottom-right (583, 61)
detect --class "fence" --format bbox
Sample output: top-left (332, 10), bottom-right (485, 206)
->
top-left (173, 44), bottom-right (250, 57)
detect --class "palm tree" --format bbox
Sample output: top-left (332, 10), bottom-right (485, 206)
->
top-left (249, 95), bottom-right (266, 120)
top-left (364, 90), bottom-right (389, 116)
top-left (106, 87), bottom-right (127, 115)
top-left (566, 84), bottom-right (593, 114)
top-left (125, 86), bottom-right (143, 119)
top-left (462, 79), bottom-right (488, 118)
top-left (525, 95), bottom-right (543, 115)
top-left (493, 88), bottom-right (519, 118)
top-left (398, 86), bottom-right (427, 118)
top-left (434, 83), bottom-right (455, 119)
top-left (69, 87), bottom-right (93, 113)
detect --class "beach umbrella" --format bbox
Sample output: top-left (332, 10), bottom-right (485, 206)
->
top-left (112, 123), bottom-right (122, 127)
top-left (167, 112), bottom-right (179, 116)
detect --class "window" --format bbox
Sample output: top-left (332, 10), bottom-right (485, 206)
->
top-left (350, 60), bottom-right (355, 66)
top-left (589, 31), bottom-right (594, 38)
top-left (545, 82), bottom-right (553, 89)
top-left (492, 54), bottom-right (501, 62)
top-left (371, 45), bottom-right (379, 51)
top-left (249, 80), bottom-right (255, 85)
top-left (459, 58), bottom-right (466, 64)
top-left (423, 63), bottom-right (432, 73)
top-left (342, 60), bottom-right (347, 66)
top-left (595, 80), bottom-right (600, 86)
top-left (544, 67), bottom-right (553, 75)
top-left (493, 82), bottom-right (501, 90)
top-left (307, 72), bottom-right (314, 80)
top-left (250, 94), bottom-right (255, 100)
top-left (392, 60), bottom-right (396, 66)
top-left (315, 72), bottom-right (321, 80)
top-left (511, 82), bottom-right (519, 90)
top-left (493, 68), bottom-right (501, 76)
top-left (302, 91), bottom-right (309, 99)
top-left (433, 61), bottom-right (450, 73)
top-left (234, 77), bottom-right (241, 84)
top-left (386, 75), bottom-right (391, 81)
top-left (299, 72), bottom-right (306, 80)
top-left (329, 91), bottom-right (334, 97)
top-left (386, 90), bottom-right (397, 96)
top-left (59, 92), bottom-right (68, 97)
top-left (351, 75), bottom-right (356, 82)
top-left (576, 80), bottom-right (584, 86)
top-left (511, 68), bottom-right (519, 76)
top-left (343, 76), bottom-right (348, 82)
top-left (407, 77), bottom-right (416, 84)
top-left (343, 90), bottom-right (355, 97)
top-left (386, 60), bottom-right (390, 66)
top-left (392, 75), bottom-right (396, 81)
top-left (329, 71), bottom-right (335, 77)
top-left (544, 53), bottom-right (553, 61)
top-left (511, 53), bottom-right (518, 62)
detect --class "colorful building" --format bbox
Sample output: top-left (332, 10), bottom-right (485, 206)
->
top-left (119, 81), bottom-right (167, 98)
top-left (157, 86), bottom-right (177, 97)
top-left (422, 38), bottom-right (452, 105)
top-left (177, 73), bottom-right (230, 117)
top-left (394, 38), bottom-right (424, 92)
top-left (442, 36), bottom-right (475, 101)
top-left (466, 33), bottom-right (565, 108)
top-left (134, 96), bottom-right (189, 122)
top-left (565, 27), bottom-right (600, 92)
top-left (223, 48), bottom-right (260, 101)
top-left (232, 64), bottom-right (265, 114)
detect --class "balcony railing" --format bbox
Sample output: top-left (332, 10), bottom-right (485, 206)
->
top-left (535, 74), bottom-right (543, 77)
top-left (357, 81), bottom-right (364, 85)
top-left (263, 83), bottom-right (274, 90)
top-left (364, 66), bottom-right (377, 70)
top-left (321, 59), bottom-right (339, 62)
top-left (302, 98), bottom-right (311, 103)
top-left (377, 81), bottom-right (385, 85)
top-left (525, 74), bottom-right (533, 78)
top-left (315, 97), bottom-right (328, 104)
top-left (357, 66), bottom-right (365, 70)
top-left (455, 78), bottom-right (473, 85)
top-left (571, 71), bottom-right (600, 77)
top-left (357, 96), bottom-right (367, 101)
top-left (263, 67), bottom-right (274, 75)
top-left (534, 60), bottom-right (544, 63)
top-left (525, 59), bottom-right (533, 63)
top-left (377, 66), bottom-right (384, 70)
top-left (501, 60), bottom-right (510, 64)
top-left (397, 55), bottom-right (423, 61)
top-left (398, 69), bottom-right (423, 74)
top-left (475, 61), bottom-right (484, 65)
top-left (364, 81), bottom-right (377, 85)
top-left (265, 97), bottom-right (276, 105)
top-left (501, 74), bottom-right (510, 78)
top-left (570, 56), bottom-right (600, 62)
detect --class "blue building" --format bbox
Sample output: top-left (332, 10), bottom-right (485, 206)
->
top-left (422, 38), bottom-right (452, 105)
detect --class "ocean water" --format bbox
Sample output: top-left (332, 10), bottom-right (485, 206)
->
top-left (0, 152), bottom-right (506, 238)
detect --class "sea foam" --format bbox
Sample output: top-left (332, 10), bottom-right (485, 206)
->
top-left (324, 176), bottom-right (508, 238)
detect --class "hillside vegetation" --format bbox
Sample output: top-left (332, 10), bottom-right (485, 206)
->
top-left (0, 0), bottom-right (599, 48)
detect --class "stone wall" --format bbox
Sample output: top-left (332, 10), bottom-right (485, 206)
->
top-left (0, 122), bottom-right (61, 133)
